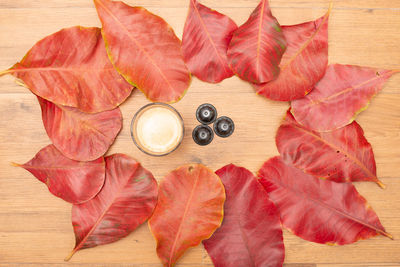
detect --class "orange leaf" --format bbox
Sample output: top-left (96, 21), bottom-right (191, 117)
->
top-left (39, 97), bottom-right (122, 161)
top-left (291, 64), bottom-right (399, 131)
top-left (1, 26), bottom-right (132, 113)
top-left (149, 164), bottom-right (225, 266)
top-left (66, 154), bottom-right (158, 260)
top-left (94, 0), bottom-right (191, 103)
top-left (15, 145), bottom-right (105, 204)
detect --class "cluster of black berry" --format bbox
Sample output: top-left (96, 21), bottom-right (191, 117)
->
top-left (192, 104), bottom-right (234, 146)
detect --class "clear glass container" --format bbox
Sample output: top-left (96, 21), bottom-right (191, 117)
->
top-left (130, 103), bottom-right (184, 156)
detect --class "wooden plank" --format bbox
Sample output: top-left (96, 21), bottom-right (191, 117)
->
top-left (0, 0), bottom-right (399, 266)
top-left (0, 264), bottom-right (397, 267)
top-left (1, 7), bottom-right (400, 75)
top-left (1, 80), bottom-right (399, 178)
top-left (0, 0), bottom-right (399, 9)
top-left (317, 265), bottom-right (400, 267)
top-left (1, 82), bottom-right (399, 264)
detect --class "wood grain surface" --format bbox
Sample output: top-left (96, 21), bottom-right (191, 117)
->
top-left (0, 0), bottom-right (399, 266)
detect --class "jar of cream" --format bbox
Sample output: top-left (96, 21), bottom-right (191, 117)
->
top-left (130, 103), bottom-right (184, 156)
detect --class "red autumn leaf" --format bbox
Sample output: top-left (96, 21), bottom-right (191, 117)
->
top-left (14, 145), bottom-right (105, 204)
top-left (203, 164), bottom-right (284, 267)
top-left (66, 154), bottom-right (158, 261)
top-left (182, 0), bottom-right (237, 83)
top-left (276, 110), bottom-right (383, 187)
top-left (227, 0), bottom-right (286, 84)
top-left (258, 156), bottom-right (392, 245)
top-left (148, 164), bottom-right (225, 266)
top-left (0, 26), bottom-right (132, 113)
top-left (38, 97), bottom-right (122, 162)
top-left (291, 64), bottom-right (399, 131)
top-left (94, 0), bottom-right (191, 103)
top-left (254, 7), bottom-right (330, 101)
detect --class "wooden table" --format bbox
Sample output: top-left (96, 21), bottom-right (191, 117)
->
top-left (1, 0), bottom-right (399, 266)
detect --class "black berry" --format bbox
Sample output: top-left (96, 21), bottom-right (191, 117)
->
top-left (196, 103), bottom-right (217, 125)
top-left (192, 125), bottom-right (214, 146)
top-left (214, 116), bottom-right (234, 138)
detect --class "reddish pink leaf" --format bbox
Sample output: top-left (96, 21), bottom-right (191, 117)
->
top-left (254, 8), bottom-right (330, 101)
top-left (203, 164), bottom-right (284, 267)
top-left (258, 156), bottom-right (391, 245)
top-left (94, 0), bottom-right (191, 103)
top-left (227, 0), bottom-right (286, 84)
top-left (276, 110), bottom-right (382, 187)
top-left (38, 97), bottom-right (122, 162)
top-left (66, 154), bottom-right (158, 260)
top-left (0, 26), bottom-right (132, 113)
top-left (148, 164), bottom-right (225, 266)
top-left (15, 145), bottom-right (105, 204)
top-left (182, 0), bottom-right (237, 83)
top-left (291, 64), bottom-right (399, 131)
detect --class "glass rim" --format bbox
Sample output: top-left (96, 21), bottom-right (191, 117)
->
top-left (130, 102), bottom-right (185, 157)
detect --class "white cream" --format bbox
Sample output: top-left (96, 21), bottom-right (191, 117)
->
top-left (135, 106), bottom-right (183, 154)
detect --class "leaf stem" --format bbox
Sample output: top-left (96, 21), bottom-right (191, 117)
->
top-left (328, 1), bottom-right (333, 14)
top-left (0, 69), bottom-right (13, 76)
top-left (381, 231), bottom-right (394, 240)
top-left (64, 250), bottom-right (75, 261)
top-left (377, 180), bottom-right (386, 189)
top-left (15, 79), bottom-right (28, 88)
top-left (11, 162), bottom-right (21, 167)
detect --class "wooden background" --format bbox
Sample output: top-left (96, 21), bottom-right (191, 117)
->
top-left (0, 0), bottom-right (399, 266)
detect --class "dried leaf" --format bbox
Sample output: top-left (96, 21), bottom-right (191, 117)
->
top-left (291, 64), bottom-right (399, 131)
top-left (39, 97), bottom-right (122, 161)
top-left (204, 164), bottom-right (284, 267)
top-left (0, 26), bottom-right (132, 113)
top-left (182, 0), bottom-right (237, 83)
top-left (94, 0), bottom-right (191, 103)
top-left (66, 154), bottom-right (158, 260)
top-left (148, 164), bottom-right (225, 266)
top-left (258, 156), bottom-right (392, 245)
top-left (227, 0), bottom-right (286, 84)
top-left (14, 145), bottom-right (105, 204)
top-left (254, 7), bottom-right (330, 101)
top-left (276, 110), bottom-right (382, 187)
